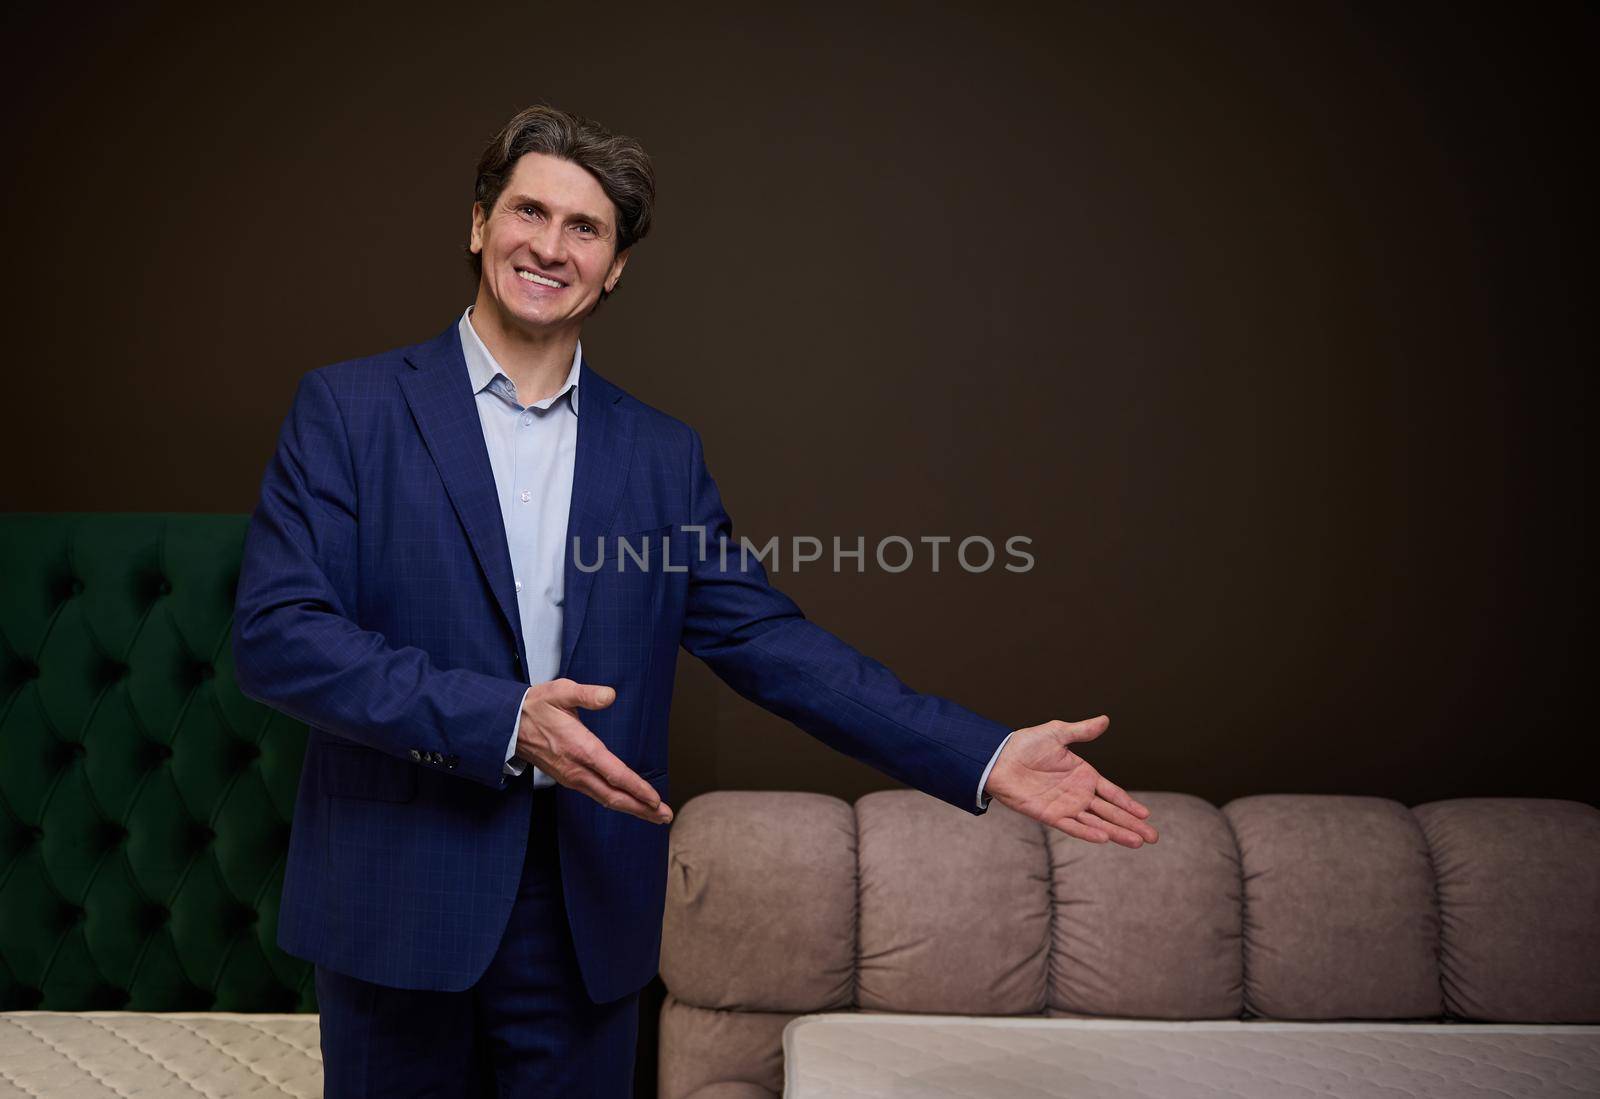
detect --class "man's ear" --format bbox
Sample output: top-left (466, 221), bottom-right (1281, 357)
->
top-left (605, 246), bottom-right (631, 293)
top-left (469, 202), bottom-right (484, 254)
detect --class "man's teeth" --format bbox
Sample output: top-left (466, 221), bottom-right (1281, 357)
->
top-left (517, 270), bottom-right (564, 288)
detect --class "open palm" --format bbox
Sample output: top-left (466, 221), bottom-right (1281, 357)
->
top-left (984, 715), bottom-right (1158, 848)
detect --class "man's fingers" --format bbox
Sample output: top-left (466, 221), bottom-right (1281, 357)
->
top-left (1055, 816), bottom-right (1109, 844)
top-left (1096, 773), bottom-right (1150, 819)
top-left (1093, 779), bottom-right (1158, 843)
top-left (569, 770), bottom-right (672, 824)
top-left (1078, 806), bottom-right (1151, 848)
top-left (520, 694), bottom-right (667, 824)
top-left (579, 750), bottom-right (672, 824)
top-left (1091, 789), bottom-right (1159, 843)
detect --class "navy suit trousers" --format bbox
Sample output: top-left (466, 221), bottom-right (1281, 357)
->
top-left (315, 785), bottom-right (641, 1098)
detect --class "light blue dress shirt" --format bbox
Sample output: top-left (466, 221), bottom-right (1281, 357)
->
top-left (458, 305), bottom-right (1013, 808)
top-left (459, 305), bottom-right (576, 790)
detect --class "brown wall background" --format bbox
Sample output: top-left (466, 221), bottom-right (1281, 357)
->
top-left (2, 0), bottom-right (1591, 816)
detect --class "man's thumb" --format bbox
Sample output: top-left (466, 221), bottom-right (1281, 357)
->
top-left (1062, 714), bottom-right (1109, 742)
top-left (583, 683), bottom-right (617, 709)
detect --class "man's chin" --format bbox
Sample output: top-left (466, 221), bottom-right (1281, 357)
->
top-left (483, 291), bottom-right (545, 323)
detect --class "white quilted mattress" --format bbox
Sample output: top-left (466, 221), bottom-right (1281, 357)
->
top-left (0, 1012), bottom-right (322, 1098)
top-left (782, 1014), bottom-right (1600, 1098)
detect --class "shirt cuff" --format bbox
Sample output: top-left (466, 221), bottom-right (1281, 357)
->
top-left (503, 686), bottom-right (530, 776)
top-left (976, 729), bottom-right (1015, 809)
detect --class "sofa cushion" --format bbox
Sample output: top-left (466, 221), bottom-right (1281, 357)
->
top-left (1048, 791), bottom-right (1242, 1018)
top-left (1225, 794), bottom-right (1443, 1019)
top-left (661, 791), bottom-right (856, 1012)
top-left (1417, 797), bottom-right (1600, 1023)
top-left (856, 791), bottom-right (1050, 1014)
top-left (658, 993), bottom-right (792, 1099)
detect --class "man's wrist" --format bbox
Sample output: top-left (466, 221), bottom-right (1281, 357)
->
top-left (976, 729), bottom-right (1016, 809)
top-left (503, 685), bottom-right (531, 776)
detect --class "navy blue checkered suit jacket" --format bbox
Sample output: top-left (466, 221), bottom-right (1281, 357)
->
top-left (232, 317), bottom-right (1013, 1004)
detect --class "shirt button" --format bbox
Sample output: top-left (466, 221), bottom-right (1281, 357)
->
top-left (515, 579), bottom-right (523, 593)
top-left (522, 413), bottom-right (532, 426)
top-left (520, 490), bottom-right (530, 503)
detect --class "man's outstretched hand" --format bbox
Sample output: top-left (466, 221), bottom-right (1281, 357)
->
top-left (516, 678), bottom-right (673, 825)
top-left (984, 715), bottom-right (1157, 848)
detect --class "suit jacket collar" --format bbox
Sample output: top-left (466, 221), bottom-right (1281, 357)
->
top-left (399, 318), bottom-right (634, 678)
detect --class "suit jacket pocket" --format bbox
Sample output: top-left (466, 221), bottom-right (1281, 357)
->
top-left (321, 738), bottom-right (419, 802)
top-left (611, 522), bottom-right (674, 546)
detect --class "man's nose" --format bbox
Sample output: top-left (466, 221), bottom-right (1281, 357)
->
top-left (529, 220), bottom-right (568, 266)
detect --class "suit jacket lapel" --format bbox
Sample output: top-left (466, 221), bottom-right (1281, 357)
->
top-left (400, 322), bottom-right (525, 660)
top-left (398, 319), bottom-right (636, 680)
top-left (560, 358), bottom-right (634, 677)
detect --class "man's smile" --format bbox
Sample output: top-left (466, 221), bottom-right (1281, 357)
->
top-left (515, 266), bottom-right (567, 290)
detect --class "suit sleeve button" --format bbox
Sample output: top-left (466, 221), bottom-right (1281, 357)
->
top-left (409, 749), bottom-right (422, 762)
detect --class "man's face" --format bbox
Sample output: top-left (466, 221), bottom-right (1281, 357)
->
top-left (469, 151), bottom-right (629, 334)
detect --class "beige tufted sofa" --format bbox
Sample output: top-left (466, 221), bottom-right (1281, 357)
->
top-left (656, 790), bottom-right (1600, 1097)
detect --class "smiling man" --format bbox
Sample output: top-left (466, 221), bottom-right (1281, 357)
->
top-left (233, 103), bottom-right (1157, 1098)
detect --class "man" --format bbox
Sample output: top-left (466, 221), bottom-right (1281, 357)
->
top-left (233, 103), bottom-right (1158, 1098)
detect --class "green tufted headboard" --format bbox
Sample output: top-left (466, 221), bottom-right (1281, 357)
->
top-left (0, 513), bottom-right (313, 1013)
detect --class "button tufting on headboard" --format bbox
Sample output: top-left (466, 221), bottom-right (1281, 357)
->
top-left (0, 513), bottom-right (314, 1014)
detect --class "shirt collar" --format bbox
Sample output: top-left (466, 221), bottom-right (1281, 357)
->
top-left (458, 304), bottom-right (581, 415)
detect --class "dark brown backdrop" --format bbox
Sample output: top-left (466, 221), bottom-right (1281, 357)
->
top-left (2, 1), bottom-right (1590, 809)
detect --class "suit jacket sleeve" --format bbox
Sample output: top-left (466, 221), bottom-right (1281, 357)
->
top-left (232, 369), bottom-right (528, 791)
top-left (678, 428), bottom-right (1013, 815)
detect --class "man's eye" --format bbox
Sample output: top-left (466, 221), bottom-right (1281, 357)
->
top-left (575, 224), bottom-right (595, 235)
top-left (517, 205), bottom-right (540, 218)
